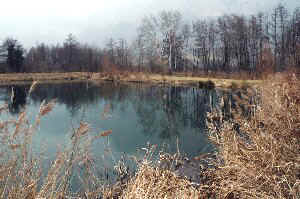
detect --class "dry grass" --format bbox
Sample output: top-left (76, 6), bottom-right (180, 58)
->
top-left (101, 142), bottom-right (216, 199)
top-left (207, 73), bottom-right (300, 198)
top-left (0, 72), bottom-right (92, 83)
top-left (0, 72), bottom-right (261, 88)
top-left (109, 145), bottom-right (212, 199)
top-left (121, 162), bottom-right (201, 199)
top-left (0, 100), bottom-right (57, 199)
top-left (0, 82), bottom-right (112, 198)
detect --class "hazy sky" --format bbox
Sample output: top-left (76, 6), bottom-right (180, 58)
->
top-left (0, 0), bottom-right (299, 48)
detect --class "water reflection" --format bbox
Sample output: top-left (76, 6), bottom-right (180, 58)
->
top-left (0, 82), bottom-right (235, 143)
top-left (0, 81), bottom-right (259, 193)
top-left (1, 85), bottom-right (28, 114)
top-left (2, 82), bottom-right (252, 158)
top-left (0, 81), bottom-right (249, 190)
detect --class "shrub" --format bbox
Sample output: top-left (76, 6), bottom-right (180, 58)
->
top-left (198, 80), bottom-right (215, 90)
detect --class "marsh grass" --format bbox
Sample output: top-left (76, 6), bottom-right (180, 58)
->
top-left (106, 144), bottom-right (202, 199)
top-left (0, 72), bottom-right (261, 89)
top-left (121, 162), bottom-right (200, 199)
top-left (207, 73), bottom-right (300, 198)
top-left (0, 82), bottom-right (119, 198)
top-left (102, 141), bottom-right (216, 199)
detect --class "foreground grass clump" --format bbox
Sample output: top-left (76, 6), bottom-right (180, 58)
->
top-left (121, 162), bottom-right (200, 199)
top-left (0, 86), bottom-right (107, 198)
top-left (207, 73), bottom-right (300, 198)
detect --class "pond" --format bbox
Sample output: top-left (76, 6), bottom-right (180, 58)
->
top-left (0, 81), bottom-right (236, 190)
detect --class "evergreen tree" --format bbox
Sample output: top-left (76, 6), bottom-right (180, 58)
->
top-left (4, 38), bottom-right (24, 72)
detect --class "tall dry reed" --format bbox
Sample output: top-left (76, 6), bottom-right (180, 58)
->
top-left (0, 82), bottom-right (113, 199)
top-left (207, 73), bottom-right (300, 198)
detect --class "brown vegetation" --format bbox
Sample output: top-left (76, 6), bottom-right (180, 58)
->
top-left (207, 73), bottom-right (300, 198)
top-left (121, 163), bottom-right (201, 199)
top-left (0, 72), bottom-right (262, 89)
top-left (0, 94), bottom-right (108, 198)
top-left (0, 72), bottom-right (91, 83)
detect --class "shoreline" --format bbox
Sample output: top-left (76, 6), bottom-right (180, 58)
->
top-left (0, 72), bottom-right (262, 88)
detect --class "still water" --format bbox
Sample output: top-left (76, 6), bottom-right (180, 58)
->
top-left (0, 81), bottom-right (233, 188)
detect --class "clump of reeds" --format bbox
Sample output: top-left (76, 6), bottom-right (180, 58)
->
top-left (0, 81), bottom-right (112, 198)
top-left (207, 73), bottom-right (300, 198)
top-left (121, 162), bottom-right (200, 199)
top-left (118, 145), bottom-right (201, 199)
top-left (0, 99), bottom-right (58, 199)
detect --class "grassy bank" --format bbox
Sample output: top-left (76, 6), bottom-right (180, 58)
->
top-left (0, 72), bottom-right (262, 88)
top-left (0, 72), bottom-right (91, 83)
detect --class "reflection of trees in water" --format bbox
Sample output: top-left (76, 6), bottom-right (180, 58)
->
top-left (185, 88), bottom-right (219, 129)
top-left (161, 87), bottom-right (183, 139)
top-left (1, 85), bottom-right (28, 115)
top-left (134, 91), bottom-right (161, 137)
top-left (0, 82), bottom-right (247, 140)
top-left (29, 82), bottom-right (137, 116)
top-left (30, 82), bottom-right (102, 116)
top-left (220, 88), bottom-right (258, 120)
top-left (133, 86), bottom-right (222, 139)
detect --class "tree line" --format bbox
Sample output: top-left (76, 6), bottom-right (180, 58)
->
top-left (0, 3), bottom-right (299, 74)
top-left (134, 4), bottom-right (300, 74)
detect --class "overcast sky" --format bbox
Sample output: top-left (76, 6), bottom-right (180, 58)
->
top-left (0, 0), bottom-right (299, 49)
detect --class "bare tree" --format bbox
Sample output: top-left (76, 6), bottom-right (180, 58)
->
top-left (136, 33), bottom-right (146, 71)
top-left (63, 34), bottom-right (79, 71)
top-left (277, 4), bottom-right (289, 69)
top-left (180, 23), bottom-right (192, 71)
top-left (159, 10), bottom-right (183, 72)
top-left (137, 14), bottom-right (160, 68)
top-left (270, 6), bottom-right (279, 70)
top-left (106, 38), bottom-right (116, 65)
top-left (193, 19), bottom-right (209, 72)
